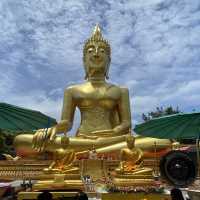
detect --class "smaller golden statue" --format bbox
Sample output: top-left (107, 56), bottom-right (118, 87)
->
top-left (113, 135), bottom-right (154, 187)
top-left (115, 135), bottom-right (152, 175)
top-left (43, 149), bottom-right (78, 174)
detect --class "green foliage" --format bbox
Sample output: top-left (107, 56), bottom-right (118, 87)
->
top-left (142, 106), bottom-right (181, 122)
top-left (0, 129), bottom-right (16, 155)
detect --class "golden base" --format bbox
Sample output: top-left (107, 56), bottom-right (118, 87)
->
top-left (114, 167), bottom-right (154, 185)
top-left (33, 180), bottom-right (84, 191)
top-left (33, 173), bottom-right (84, 191)
top-left (81, 159), bottom-right (105, 180)
top-left (37, 173), bottom-right (81, 180)
top-left (113, 178), bottom-right (155, 186)
top-left (115, 173), bottom-right (154, 179)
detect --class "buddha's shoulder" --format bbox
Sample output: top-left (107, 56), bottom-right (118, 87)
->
top-left (64, 83), bottom-right (129, 94)
top-left (64, 83), bottom-right (89, 93)
top-left (107, 83), bottom-right (129, 93)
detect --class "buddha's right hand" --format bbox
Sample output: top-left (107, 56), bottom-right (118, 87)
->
top-left (32, 120), bottom-right (69, 152)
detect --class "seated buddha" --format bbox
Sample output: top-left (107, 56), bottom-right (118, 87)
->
top-left (14, 25), bottom-right (132, 160)
top-left (115, 135), bottom-right (152, 176)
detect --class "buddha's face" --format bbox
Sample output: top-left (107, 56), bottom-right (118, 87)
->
top-left (126, 136), bottom-right (135, 149)
top-left (84, 42), bottom-right (110, 77)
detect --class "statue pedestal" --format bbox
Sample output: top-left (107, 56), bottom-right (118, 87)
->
top-left (33, 173), bottom-right (84, 191)
top-left (81, 159), bottom-right (105, 180)
top-left (113, 167), bottom-right (155, 187)
top-left (112, 178), bottom-right (155, 187)
top-left (33, 179), bottom-right (84, 191)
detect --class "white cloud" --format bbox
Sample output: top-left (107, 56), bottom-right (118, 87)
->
top-left (163, 80), bottom-right (200, 107)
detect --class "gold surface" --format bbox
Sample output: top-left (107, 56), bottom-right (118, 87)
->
top-left (0, 160), bottom-right (81, 180)
top-left (0, 159), bottom-right (158, 181)
top-left (81, 159), bottom-right (106, 180)
top-left (115, 173), bottom-right (154, 179)
top-left (102, 193), bottom-right (171, 200)
top-left (33, 179), bottom-right (84, 191)
top-left (112, 178), bottom-right (155, 186)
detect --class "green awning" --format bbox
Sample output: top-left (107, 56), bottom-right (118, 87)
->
top-left (0, 102), bottom-right (57, 132)
top-left (134, 112), bottom-right (200, 139)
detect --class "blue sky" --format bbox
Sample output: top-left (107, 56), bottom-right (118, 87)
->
top-left (0, 0), bottom-right (200, 132)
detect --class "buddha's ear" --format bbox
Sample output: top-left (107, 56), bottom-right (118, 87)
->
top-left (84, 74), bottom-right (88, 80)
top-left (84, 70), bottom-right (89, 80)
top-left (83, 57), bottom-right (89, 80)
top-left (105, 57), bottom-right (111, 79)
top-left (105, 70), bottom-right (109, 80)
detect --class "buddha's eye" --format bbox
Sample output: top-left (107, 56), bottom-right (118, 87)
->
top-left (87, 48), bottom-right (94, 53)
top-left (99, 48), bottom-right (105, 53)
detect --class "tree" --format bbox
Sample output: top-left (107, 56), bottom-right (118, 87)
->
top-left (142, 106), bottom-right (180, 122)
top-left (0, 129), bottom-right (16, 156)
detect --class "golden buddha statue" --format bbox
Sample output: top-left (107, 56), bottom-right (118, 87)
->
top-left (14, 24), bottom-right (132, 156)
top-left (14, 25), bottom-right (172, 182)
top-left (115, 135), bottom-right (152, 176)
top-left (43, 149), bottom-right (78, 174)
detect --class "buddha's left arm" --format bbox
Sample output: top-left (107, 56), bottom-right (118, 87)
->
top-left (113, 87), bottom-right (132, 134)
top-left (57, 87), bottom-right (76, 133)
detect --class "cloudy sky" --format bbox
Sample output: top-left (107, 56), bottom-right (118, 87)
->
top-left (0, 0), bottom-right (200, 132)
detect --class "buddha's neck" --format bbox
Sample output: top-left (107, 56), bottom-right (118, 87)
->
top-left (88, 73), bottom-right (106, 84)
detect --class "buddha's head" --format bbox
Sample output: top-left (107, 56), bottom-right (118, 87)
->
top-left (83, 24), bottom-right (111, 80)
top-left (126, 135), bottom-right (135, 149)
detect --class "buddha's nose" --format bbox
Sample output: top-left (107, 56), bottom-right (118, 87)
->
top-left (93, 50), bottom-right (100, 58)
top-left (93, 54), bottom-right (100, 59)
top-left (94, 48), bottom-right (100, 56)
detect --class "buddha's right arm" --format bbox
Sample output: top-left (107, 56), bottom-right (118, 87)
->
top-left (113, 87), bottom-right (132, 134)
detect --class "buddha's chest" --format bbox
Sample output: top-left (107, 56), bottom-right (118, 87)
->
top-left (73, 87), bottom-right (120, 109)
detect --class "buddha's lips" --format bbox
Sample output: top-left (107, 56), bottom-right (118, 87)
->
top-left (90, 58), bottom-right (103, 64)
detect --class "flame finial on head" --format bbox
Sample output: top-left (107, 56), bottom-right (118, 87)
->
top-left (91, 24), bottom-right (103, 41)
top-left (83, 24), bottom-right (111, 58)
